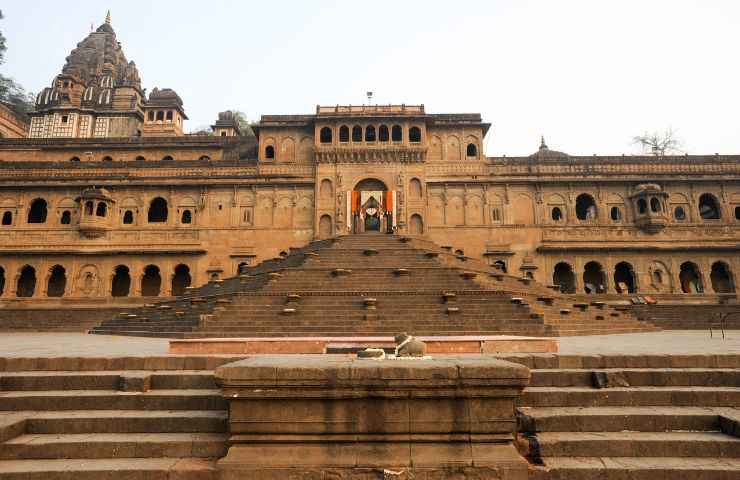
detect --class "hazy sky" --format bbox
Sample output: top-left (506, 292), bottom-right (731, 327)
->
top-left (2, 1), bottom-right (738, 156)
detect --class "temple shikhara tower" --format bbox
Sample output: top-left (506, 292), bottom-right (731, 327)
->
top-left (0, 13), bottom-right (738, 335)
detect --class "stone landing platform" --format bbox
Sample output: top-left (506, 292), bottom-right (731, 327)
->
top-left (168, 335), bottom-right (558, 355)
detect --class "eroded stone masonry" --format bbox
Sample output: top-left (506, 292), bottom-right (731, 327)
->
top-left (0, 15), bottom-right (738, 326)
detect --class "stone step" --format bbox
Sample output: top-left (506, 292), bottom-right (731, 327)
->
top-left (0, 357), bottom-right (236, 373)
top-left (0, 457), bottom-right (217, 479)
top-left (534, 431), bottom-right (740, 458)
top-left (537, 456), bottom-right (740, 480)
top-left (25, 410), bottom-right (227, 434)
top-left (0, 389), bottom-right (226, 411)
top-left (530, 368), bottom-right (740, 387)
top-left (520, 386), bottom-right (740, 407)
top-left (0, 432), bottom-right (228, 460)
top-left (517, 406), bottom-right (728, 432)
top-left (0, 371), bottom-right (216, 391)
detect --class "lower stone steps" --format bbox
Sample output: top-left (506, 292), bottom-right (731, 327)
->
top-left (0, 432), bottom-right (228, 459)
top-left (535, 431), bottom-right (739, 457)
top-left (24, 410), bottom-right (228, 434)
top-left (532, 456), bottom-right (740, 479)
top-left (0, 365), bottom-right (228, 480)
top-left (530, 368), bottom-right (740, 387)
top-left (0, 371), bottom-right (216, 391)
top-left (521, 386), bottom-right (740, 407)
top-left (0, 457), bottom-right (218, 479)
top-left (518, 406), bottom-right (729, 432)
top-left (0, 389), bottom-right (226, 411)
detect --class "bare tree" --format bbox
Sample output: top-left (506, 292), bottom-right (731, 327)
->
top-left (632, 128), bottom-right (683, 156)
top-left (0, 10), bottom-right (35, 114)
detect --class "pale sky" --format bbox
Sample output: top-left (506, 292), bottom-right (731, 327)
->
top-left (2, 1), bottom-right (739, 156)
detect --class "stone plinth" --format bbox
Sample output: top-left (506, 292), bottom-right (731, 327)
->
top-left (215, 355), bottom-right (530, 479)
top-left (169, 335), bottom-right (558, 355)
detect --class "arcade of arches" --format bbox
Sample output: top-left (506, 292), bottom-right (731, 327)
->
top-left (550, 259), bottom-right (736, 295)
top-left (0, 263), bottom-right (194, 298)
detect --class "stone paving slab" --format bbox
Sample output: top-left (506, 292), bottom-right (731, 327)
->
top-left (0, 330), bottom-right (737, 358)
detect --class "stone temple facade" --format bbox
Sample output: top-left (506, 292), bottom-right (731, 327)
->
top-left (0, 14), bottom-right (738, 323)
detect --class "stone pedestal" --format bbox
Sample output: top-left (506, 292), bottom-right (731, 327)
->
top-left (215, 355), bottom-right (530, 479)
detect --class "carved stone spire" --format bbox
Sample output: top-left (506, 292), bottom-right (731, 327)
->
top-left (540, 135), bottom-right (548, 150)
top-left (105, 10), bottom-right (111, 25)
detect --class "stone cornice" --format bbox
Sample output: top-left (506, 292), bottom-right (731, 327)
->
top-left (0, 136), bottom-right (243, 150)
top-left (0, 163), bottom-right (315, 186)
top-left (316, 145), bottom-right (426, 164)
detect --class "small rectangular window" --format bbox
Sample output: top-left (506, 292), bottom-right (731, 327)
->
top-left (61, 115), bottom-right (68, 123)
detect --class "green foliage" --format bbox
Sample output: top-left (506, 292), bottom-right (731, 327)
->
top-left (0, 9), bottom-right (35, 115)
top-left (232, 110), bottom-right (255, 137)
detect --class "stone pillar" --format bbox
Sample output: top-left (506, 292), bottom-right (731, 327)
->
top-left (216, 355), bottom-right (530, 479)
top-left (670, 258), bottom-right (680, 293)
top-left (574, 260), bottom-right (585, 294)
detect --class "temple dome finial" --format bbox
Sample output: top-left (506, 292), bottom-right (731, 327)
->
top-left (540, 135), bottom-right (548, 150)
top-left (105, 10), bottom-right (111, 25)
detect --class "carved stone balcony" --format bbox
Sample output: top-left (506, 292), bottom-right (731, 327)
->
top-left (77, 215), bottom-right (110, 238)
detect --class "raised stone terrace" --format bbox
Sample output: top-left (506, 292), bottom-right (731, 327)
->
top-left (91, 233), bottom-right (657, 338)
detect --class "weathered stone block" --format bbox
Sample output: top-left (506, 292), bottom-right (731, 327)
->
top-left (216, 355), bottom-right (530, 479)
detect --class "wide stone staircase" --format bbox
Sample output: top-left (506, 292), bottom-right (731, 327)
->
top-left (509, 353), bottom-right (740, 479)
top-left (91, 233), bottom-right (657, 338)
top-left (0, 356), bottom-right (236, 479)
top-left (0, 353), bottom-right (736, 478)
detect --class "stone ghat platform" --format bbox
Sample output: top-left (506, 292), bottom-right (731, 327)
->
top-left (168, 334), bottom-right (558, 355)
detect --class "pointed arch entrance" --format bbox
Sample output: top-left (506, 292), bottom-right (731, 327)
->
top-left (350, 178), bottom-right (395, 234)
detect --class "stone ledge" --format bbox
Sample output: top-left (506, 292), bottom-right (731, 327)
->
top-left (170, 335), bottom-right (558, 355)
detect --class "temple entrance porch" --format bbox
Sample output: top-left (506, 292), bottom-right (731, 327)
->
top-left (348, 178), bottom-right (396, 234)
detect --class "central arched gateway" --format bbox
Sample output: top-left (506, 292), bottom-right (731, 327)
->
top-left (349, 178), bottom-right (396, 234)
